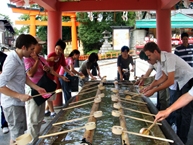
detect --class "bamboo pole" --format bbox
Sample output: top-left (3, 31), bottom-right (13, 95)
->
top-left (83, 89), bottom-right (101, 143)
top-left (115, 83), bottom-right (130, 145)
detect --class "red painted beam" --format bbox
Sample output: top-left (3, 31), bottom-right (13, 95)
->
top-left (57, 0), bottom-right (158, 12)
top-left (33, 0), bottom-right (57, 11)
top-left (161, 0), bottom-right (180, 9)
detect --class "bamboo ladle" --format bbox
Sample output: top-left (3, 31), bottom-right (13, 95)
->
top-left (112, 126), bottom-right (174, 143)
top-left (111, 95), bottom-right (147, 105)
top-left (113, 103), bottom-right (156, 117)
top-left (139, 121), bottom-right (157, 135)
top-left (111, 110), bottom-right (161, 125)
top-left (53, 111), bottom-right (103, 126)
top-left (32, 89), bottom-right (62, 98)
top-left (111, 88), bottom-right (119, 93)
top-left (39, 122), bottom-right (96, 139)
top-left (63, 97), bottom-right (101, 111)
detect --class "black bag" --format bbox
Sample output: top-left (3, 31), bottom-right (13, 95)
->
top-left (65, 73), bottom-right (79, 92)
top-left (32, 72), bottom-right (57, 106)
top-left (31, 57), bottom-right (57, 106)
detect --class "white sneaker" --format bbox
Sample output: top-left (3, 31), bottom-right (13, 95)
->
top-left (2, 127), bottom-right (9, 134)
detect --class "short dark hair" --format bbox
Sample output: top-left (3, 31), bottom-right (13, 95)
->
top-left (181, 32), bottom-right (189, 39)
top-left (15, 34), bottom-right (37, 49)
top-left (121, 46), bottom-right (129, 52)
top-left (68, 49), bottom-right (80, 57)
top-left (143, 42), bottom-right (161, 53)
top-left (55, 39), bottom-right (66, 50)
top-left (88, 52), bottom-right (98, 62)
top-left (139, 50), bottom-right (149, 61)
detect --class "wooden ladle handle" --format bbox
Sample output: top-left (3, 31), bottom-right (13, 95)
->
top-left (39, 126), bottom-right (85, 139)
top-left (147, 121), bottom-right (157, 131)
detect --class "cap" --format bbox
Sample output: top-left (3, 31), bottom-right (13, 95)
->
top-left (35, 36), bottom-right (46, 45)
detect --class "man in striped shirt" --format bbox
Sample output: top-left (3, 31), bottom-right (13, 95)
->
top-left (175, 32), bottom-right (193, 67)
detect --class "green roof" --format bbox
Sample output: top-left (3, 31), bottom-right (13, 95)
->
top-left (135, 13), bottom-right (193, 28)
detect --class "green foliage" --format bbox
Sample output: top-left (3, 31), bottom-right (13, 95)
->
top-left (77, 12), bottom-right (135, 54)
top-left (86, 49), bottom-right (99, 55)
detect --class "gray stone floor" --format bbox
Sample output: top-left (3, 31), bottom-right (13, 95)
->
top-left (0, 58), bottom-right (192, 145)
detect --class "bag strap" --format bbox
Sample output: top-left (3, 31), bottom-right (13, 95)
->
top-left (38, 55), bottom-right (45, 66)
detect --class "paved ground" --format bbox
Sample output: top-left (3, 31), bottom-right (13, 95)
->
top-left (0, 58), bottom-right (192, 145)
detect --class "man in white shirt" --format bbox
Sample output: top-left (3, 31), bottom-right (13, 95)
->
top-left (0, 34), bottom-right (46, 145)
top-left (142, 42), bottom-right (193, 144)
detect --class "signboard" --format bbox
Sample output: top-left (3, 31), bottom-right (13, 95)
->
top-left (113, 29), bottom-right (130, 50)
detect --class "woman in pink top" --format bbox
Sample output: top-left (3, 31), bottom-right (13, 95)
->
top-left (24, 38), bottom-right (69, 143)
top-left (59, 50), bottom-right (83, 104)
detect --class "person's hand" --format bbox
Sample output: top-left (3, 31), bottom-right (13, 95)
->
top-left (30, 52), bottom-right (38, 61)
top-left (69, 71), bottom-right (75, 76)
top-left (140, 85), bottom-right (152, 93)
top-left (37, 87), bottom-right (47, 95)
top-left (130, 68), bottom-right (134, 72)
top-left (43, 65), bottom-right (50, 72)
top-left (143, 89), bottom-right (155, 97)
top-left (18, 94), bottom-right (32, 102)
top-left (155, 108), bottom-right (172, 122)
top-left (62, 76), bottom-right (70, 82)
top-left (91, 76), bottom-right (97, 80)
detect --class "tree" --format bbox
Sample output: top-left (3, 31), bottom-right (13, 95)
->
top-left (77, 12), bottom-right (135, 54)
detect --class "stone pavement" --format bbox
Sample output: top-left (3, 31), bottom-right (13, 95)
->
top-left (0, 58), bottom-right (193, 145)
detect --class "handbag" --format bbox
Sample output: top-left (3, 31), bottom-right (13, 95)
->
top-left (65, 73), bottom-right (79, 92)
top-left (31, 57), bottom-right (57, 106)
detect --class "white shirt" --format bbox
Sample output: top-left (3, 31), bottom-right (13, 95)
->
top-left (0, 50), bottom-right (26, 109)
top-left (148, 62), bottom-right (162, 80)
top-left (160, 51), bottom-right (193, 90)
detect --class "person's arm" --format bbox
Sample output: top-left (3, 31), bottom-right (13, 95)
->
top-left (49, 67), bottom-right (70, 82)
top-left (155, 92), bottom-right (193, 122)
top-left (117, 66), bottom-right (123, 80)
top-left (143, 71), bottom-right (173, 97)
top-left (96, 65), bottom-right (101, 79)
top-left (87, 68), bottom-right (96, 80)
top-left (26, 76), bottom-right (47, 95)
top-left (117, 56), bottom-right (123, 80)
top-left (130, 57), bottom-right (135, 72)
top-left (137, 68), bottom-right (153, 86)
top-left (25, 53), bottom-right (39, 77)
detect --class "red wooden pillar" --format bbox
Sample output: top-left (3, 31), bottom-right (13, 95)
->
top-left (47, 10), bottom-right (63, 107)
top-left (156, 9), bottom-right (171, 52)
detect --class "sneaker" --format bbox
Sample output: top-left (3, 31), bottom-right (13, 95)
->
top-left (50, 112), bottom-right (56, 118)
top-left (44, 111), bottom-right (51, 117)
top-left (2, 127), bottom-right (9, 134)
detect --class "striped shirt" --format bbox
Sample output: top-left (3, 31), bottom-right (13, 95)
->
top-left (174, 44), bottom-right (193, 67)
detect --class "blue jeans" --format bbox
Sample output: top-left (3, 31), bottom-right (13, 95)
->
top-left (1, 106), bottom-right (8, 128)
top-left (59, 73), bottom-right (71, 104)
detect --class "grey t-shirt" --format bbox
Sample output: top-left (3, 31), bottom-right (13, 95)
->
top-left (79, 60), bottom-right (98, 77)
top-left (117, 55), bottom-right (134, 70)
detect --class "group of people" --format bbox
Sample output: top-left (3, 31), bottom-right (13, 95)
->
top-left (0, 34), bottom-right (102, 145)
top-left (1, 31), bottom-right (193, 144)
top-left (138, 32), bottom-right (193, 144)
